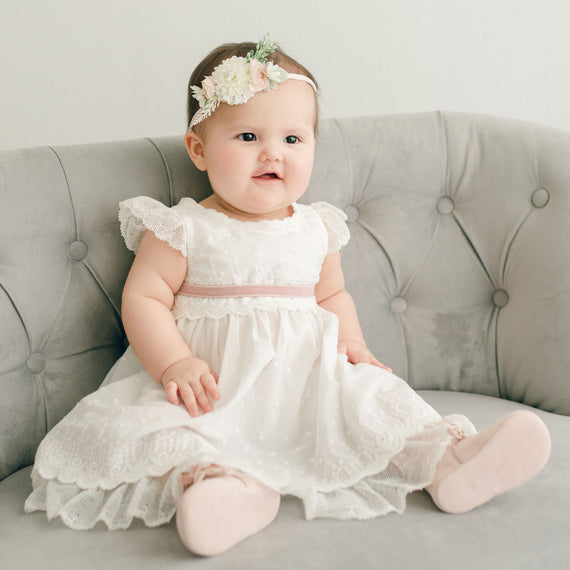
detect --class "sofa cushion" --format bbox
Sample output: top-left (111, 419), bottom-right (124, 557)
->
top-left (1, 392), bottom-right (567, 569)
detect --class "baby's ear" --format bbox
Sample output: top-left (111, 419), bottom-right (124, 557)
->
top-left (185, 131), bottom-right (207, 171)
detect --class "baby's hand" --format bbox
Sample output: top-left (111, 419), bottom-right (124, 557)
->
top-left (160, 357), bottom-right (221, 418)
top-left (338, 338), bottom-right (392, 372)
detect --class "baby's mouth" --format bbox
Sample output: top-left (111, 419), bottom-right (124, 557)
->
top-left (254, 172), bottom-right (281, 180)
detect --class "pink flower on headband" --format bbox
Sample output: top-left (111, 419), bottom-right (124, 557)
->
top-left (250, 60), bottom-right (269, 92)
top-left (202, 77), bottom-right (216, 99)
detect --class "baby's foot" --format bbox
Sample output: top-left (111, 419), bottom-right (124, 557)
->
top-left (176, 472), bottom-right (281, 556)
top-left (427, 410), bottom-right (551, 513)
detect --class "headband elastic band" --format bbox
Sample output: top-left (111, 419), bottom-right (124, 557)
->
top-left (285, 73), bottom-right (318, 92)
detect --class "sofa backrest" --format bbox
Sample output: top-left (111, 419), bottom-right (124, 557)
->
top-left (1, 112), bottom-right (569, 480)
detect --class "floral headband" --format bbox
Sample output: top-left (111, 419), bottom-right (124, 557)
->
top-left (189, 34), bottom-right (317, 128)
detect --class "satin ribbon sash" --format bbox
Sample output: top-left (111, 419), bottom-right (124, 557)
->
top-left (177, 283), bottom-right (315, 299)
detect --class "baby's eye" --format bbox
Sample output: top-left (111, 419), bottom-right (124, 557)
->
top-left (284, 135), bottom-right (299, 144)
top-left (238, 133), bottom-right (256, 142)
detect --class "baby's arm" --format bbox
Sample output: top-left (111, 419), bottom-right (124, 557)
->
top-left (121, 230), bottom-right (220, 416)
top-left (315, 252), bottom-right (392, 371)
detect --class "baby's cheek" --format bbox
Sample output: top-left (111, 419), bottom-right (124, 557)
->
top-left (295, 154), bottom-right (315, 185)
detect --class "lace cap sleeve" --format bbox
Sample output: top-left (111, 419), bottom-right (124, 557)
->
top-left (310, 201), bottom-right (350, 254)
top-left (119, 196), bottom-right (188, 256)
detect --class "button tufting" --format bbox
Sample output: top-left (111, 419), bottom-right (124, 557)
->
top-left (531, 188), bottom-right (550, 208)
top-left (493, 289), bottom-right (509, 308)
top-left (390, 296), bottom-right (408, 314)
top-left (436, 196), bottom-right (455, 215)
top-left (69, 240), bottom-right (88, 261)
top-left (26, 352), bottom-right (46, 374)
top-left (345, 206), bottom-right (359, 222)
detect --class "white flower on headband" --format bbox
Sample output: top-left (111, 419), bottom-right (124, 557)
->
top-left (212, 57), bottom-right (256, 105)
top-left (190, 34), bottom-right (289, 128)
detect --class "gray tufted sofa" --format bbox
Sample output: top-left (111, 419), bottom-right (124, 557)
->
top-left (1, 112), bottom-right (569, 570)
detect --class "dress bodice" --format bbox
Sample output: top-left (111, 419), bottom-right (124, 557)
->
top-left (120, 196), bottom-right (351, 287)
top-left (177, 199), bottom-right (329, 287)
top-left (119, 196), bottom-right (350, 318)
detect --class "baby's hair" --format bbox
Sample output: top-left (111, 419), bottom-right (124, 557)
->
top-left (187, 41), bottom-right (319, 133)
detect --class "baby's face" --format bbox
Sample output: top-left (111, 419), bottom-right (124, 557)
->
top-left (190, 80), bottom-right (317, 220)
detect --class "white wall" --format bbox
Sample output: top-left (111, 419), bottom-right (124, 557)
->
top-left (1, 0), bottom-right (570, 151)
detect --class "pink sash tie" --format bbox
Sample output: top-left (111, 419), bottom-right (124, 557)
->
top-left (177, 283), bottom-right (315, 299)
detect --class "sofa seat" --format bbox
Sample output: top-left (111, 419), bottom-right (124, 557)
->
top-left (2, 391), bottom-right (568, 570)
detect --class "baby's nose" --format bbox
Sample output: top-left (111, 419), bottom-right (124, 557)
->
top-left (259, 143), bottom-right (282, 161)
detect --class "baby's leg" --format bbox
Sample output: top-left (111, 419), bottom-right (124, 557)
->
top-left (427, 410), bottom-right (551, 513)
top-left (176, 467), bottom-right (281, 556)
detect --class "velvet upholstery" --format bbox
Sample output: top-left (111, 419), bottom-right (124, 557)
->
top-left (1, 112), bottom-right (569, 568)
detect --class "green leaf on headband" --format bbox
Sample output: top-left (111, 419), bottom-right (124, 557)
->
top-left (246, 33), bottom-right (280, 64)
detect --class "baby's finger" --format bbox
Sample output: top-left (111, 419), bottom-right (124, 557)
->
top-left (369, 356), bottom-right (392, 372)
top-left (210, 368), bottom-right (220, 385)
top-left (179, 383), bottom-right (200, 418)
top-left (164, 381), bottom-right (180, 405)
top-left (202, 373), bottom-right (221, 401)
top-left (348, 350), bottom-right (371, 365)
top-left (193, 380), bottom-right (214, 414)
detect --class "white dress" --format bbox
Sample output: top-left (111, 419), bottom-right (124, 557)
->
top-left (25, 197), bottom-right (474, 530)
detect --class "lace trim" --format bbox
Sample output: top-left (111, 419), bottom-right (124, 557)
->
top-left (310, 201), bottom-right (350, 253)
top-left (119, 196), bottom-right (187, 255)
top-left (118, 197), bottom-right (350, 258)
top-left (30, 426), bottom-right (207, 490)
top-left (177, 197), bottom-right (301, 230)
top-left (24, 416), bottom-right (466, 529)
top-left (172, 295), bottom-right (318, 319)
